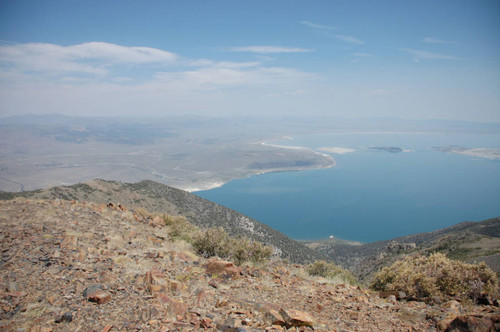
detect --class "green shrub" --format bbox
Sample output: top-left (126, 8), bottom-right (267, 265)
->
top-left (306, 260), bottom-right (357, 285)
top-left (370, 253), bottom-right (498, 302)
top-left (192, 227), bottom-right (272, 265)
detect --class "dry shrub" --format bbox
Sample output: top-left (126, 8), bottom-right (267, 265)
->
top-left (231, 236), bottom-right (273, 266)
top-left (192, 227), bottom-right (230, 259)
top-left (370, 253), bottom-right (498, 302)
top-left (192, 227), bottom-right (272, 265)
top-left (135, 207), bottom-right (152, 218)
top-left (306, 260), bottom-right (357, 285)
top-left (161, 214), bottom-right (197, 242)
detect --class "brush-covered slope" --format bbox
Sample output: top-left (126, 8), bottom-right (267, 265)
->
top-left (308, 217), bottom-right (500, 282)
top-left (1, 197), bottom-right (450, 331)
top-left (0, 179), bottom-right (328, 264)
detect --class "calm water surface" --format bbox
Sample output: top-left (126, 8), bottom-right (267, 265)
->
top-left (196, 133), bottom-right (500, 243)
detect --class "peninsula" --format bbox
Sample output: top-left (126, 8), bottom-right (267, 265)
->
top-left (433, 146), bottom-right (500, 160)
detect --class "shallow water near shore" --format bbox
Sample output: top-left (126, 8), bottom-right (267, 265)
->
top-left (196, 132), bottom-right (500, 243)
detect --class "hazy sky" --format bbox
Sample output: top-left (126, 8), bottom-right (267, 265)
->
top-left (0, 0), bottom-right (499, 121)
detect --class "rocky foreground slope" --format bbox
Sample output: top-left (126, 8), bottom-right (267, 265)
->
top-left (1, 198), bottom-right (500, 331)
top-left (0, 179), bottom-right (328, 265)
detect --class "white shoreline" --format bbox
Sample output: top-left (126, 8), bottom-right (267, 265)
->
top-left (186, 138), bottom-right (336, 192)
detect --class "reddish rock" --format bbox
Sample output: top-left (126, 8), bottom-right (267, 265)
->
top-left (357, 295), bottom-right (369, 304)
top-left (54, 312), bottom-right (73, 323)
top-left (195, 288), bottom-right (207, 305)
top-left (379, 290), bottom-right (399, 299)
top-left (144, 267), bottom-right (168, 294)
top-left (279, 308), bottom-right (315, 328)
top-left (169, 279), bottom-right (187, 295)
top-left (209, 278), bottom-right (221, 288)
top-left (155, 292), bottom-right (170, 305)
top-left (83, 284), bottom-right (103, 298)
top-left (206, 260), bottom-right (242, 278)
top-left (443, 300), bottom-right (462, 314)
top-left (438, 314), bottom-right (499, 332)
top-left (1, 291), bottom-right (26, 298)
top-left (266, 309), bottom-right (286, 326)
top-left (101, 324), bottom-right (113, 332)
top-left (151, 216), bottom-right (163, 226)
top-left (88, 290), bottom-right (112, 304)
top-left (60, 235), bottom-right (78, 250)
top-left (200, 317), bottom-right (213, 328)
top-left (166, 299), bottom-right (188, 320)
top-left (145, 251), bottom-right (159, 258)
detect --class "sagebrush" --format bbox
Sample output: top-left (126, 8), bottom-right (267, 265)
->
top-left (306, 260), bottom-right (357, 285)
top-left (192, 227), bottom-right (272, 265)
top-left (370, 253), bottom-right (498, 302)
top-left (162, 214), bottom-right (197, 242)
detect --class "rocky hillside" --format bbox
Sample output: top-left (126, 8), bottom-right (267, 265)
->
top-left (2, 198), bottom-right (499, 331)
top-left (308, 217), bottom-right (500, 282)
top-left (0, 179), bottom-right (328, 264)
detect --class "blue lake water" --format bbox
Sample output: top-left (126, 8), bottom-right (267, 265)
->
top-left (196, 132), bottom-right (500, 243)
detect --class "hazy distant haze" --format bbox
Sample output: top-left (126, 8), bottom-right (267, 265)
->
top-left (0, 1), bottom-right (499, 122)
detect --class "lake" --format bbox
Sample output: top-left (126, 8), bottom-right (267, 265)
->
top-left (196, 132), bottom-right (500, 243)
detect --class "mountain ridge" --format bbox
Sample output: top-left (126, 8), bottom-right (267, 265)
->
top-left (2, 179), bottom-right (498, 283)
top-left (0, 179), bottom-right (329, 265)
top-left (308, 217), bottom-right (500, 282)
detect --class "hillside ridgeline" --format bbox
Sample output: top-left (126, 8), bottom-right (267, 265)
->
top-left (307, 217), bottom-right (500, 283)
top-left (0, 179), bottom-right (328, 265)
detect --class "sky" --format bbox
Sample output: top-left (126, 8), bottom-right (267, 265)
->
top-left (0, 0), bottom-right (499, 122)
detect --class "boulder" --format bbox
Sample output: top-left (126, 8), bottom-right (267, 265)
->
top-left (438, 314), bottom-right (500, 332)
top-left (205, 260), bottom-right (242, 278)
top-left (87, 290), bottom-right (112, 304)
top-left (279, 308), bottom-right (315, 328)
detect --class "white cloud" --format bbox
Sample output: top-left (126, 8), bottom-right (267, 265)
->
top-left (70, 42), bottom-right (179, 63)
top-left (353, 53), bottom-right (373, 57)
top-left (154, 66), bottom-right (317, 92)
top-left (255, 55), bottom-right (275, 62)
top-left (422, 37), bottom-right (456, 44)
top-left (300, 21), bottom-right (336, 30)
top-left (266, 89), bottom-right (307, 98)
top-left (0, 41), bottom-right (321, 118)
top-left (334, 34), bottom-right (364, 45)
top-left (189, 59), bottom-right (261, 68)
top-left (351, 53), bottom-right (373, 63)
top-left (228, 46), bottom-right (313, 54)
top-left (300, 22), bottom-right (364, 45)
top-left (0, 40), bottom-right (325, 119)
top-left (400, 48), bottom-right (459, 62)
top-left (367, 88), bottom-right (397, 96)
top-left (0, 42), bottom-right (179, 76)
